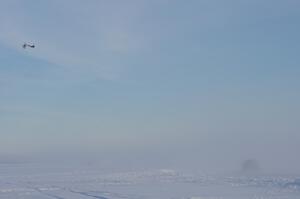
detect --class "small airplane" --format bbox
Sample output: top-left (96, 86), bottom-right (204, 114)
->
top-left (22, 43), bottom-right (35, 49)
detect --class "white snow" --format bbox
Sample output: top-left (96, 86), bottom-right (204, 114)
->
top-left (0, 163), bottom-right (299, 199)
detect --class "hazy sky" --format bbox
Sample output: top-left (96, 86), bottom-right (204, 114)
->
top-left (1, 0), bottom-right (300, 172)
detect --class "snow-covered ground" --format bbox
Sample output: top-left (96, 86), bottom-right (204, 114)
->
top-left (0, 163), bottom-right (300, 199)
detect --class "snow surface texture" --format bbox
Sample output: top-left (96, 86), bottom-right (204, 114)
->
top-left (0, 164), bottom-right (300, 199)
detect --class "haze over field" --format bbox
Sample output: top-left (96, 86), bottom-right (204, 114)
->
top-left (1, 0), bottom-right (300, 175)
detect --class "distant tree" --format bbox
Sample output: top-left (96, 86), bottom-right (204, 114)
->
top-left (241, 159), bottom-right (260, 174)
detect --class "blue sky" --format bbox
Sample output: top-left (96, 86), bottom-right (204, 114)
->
top-left (1, 0), bottom-right (300, 171)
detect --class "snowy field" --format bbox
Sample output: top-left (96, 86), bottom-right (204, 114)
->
top-left (1, 163), bottom-right (300, 199)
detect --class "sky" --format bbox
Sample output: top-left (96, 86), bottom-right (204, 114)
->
top-left (0, 0), bottom-right (300, 172)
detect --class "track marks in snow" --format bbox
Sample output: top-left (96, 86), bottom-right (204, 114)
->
top-left (33, 187), bottom-right (66, 199)
top-left (69, 189), bottom-right (109, 199)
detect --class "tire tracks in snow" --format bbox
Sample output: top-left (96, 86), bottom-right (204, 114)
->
top-left (33, 187), bottom-right (65, 199)
top-left (69, 189), bottom-right (109, 199)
